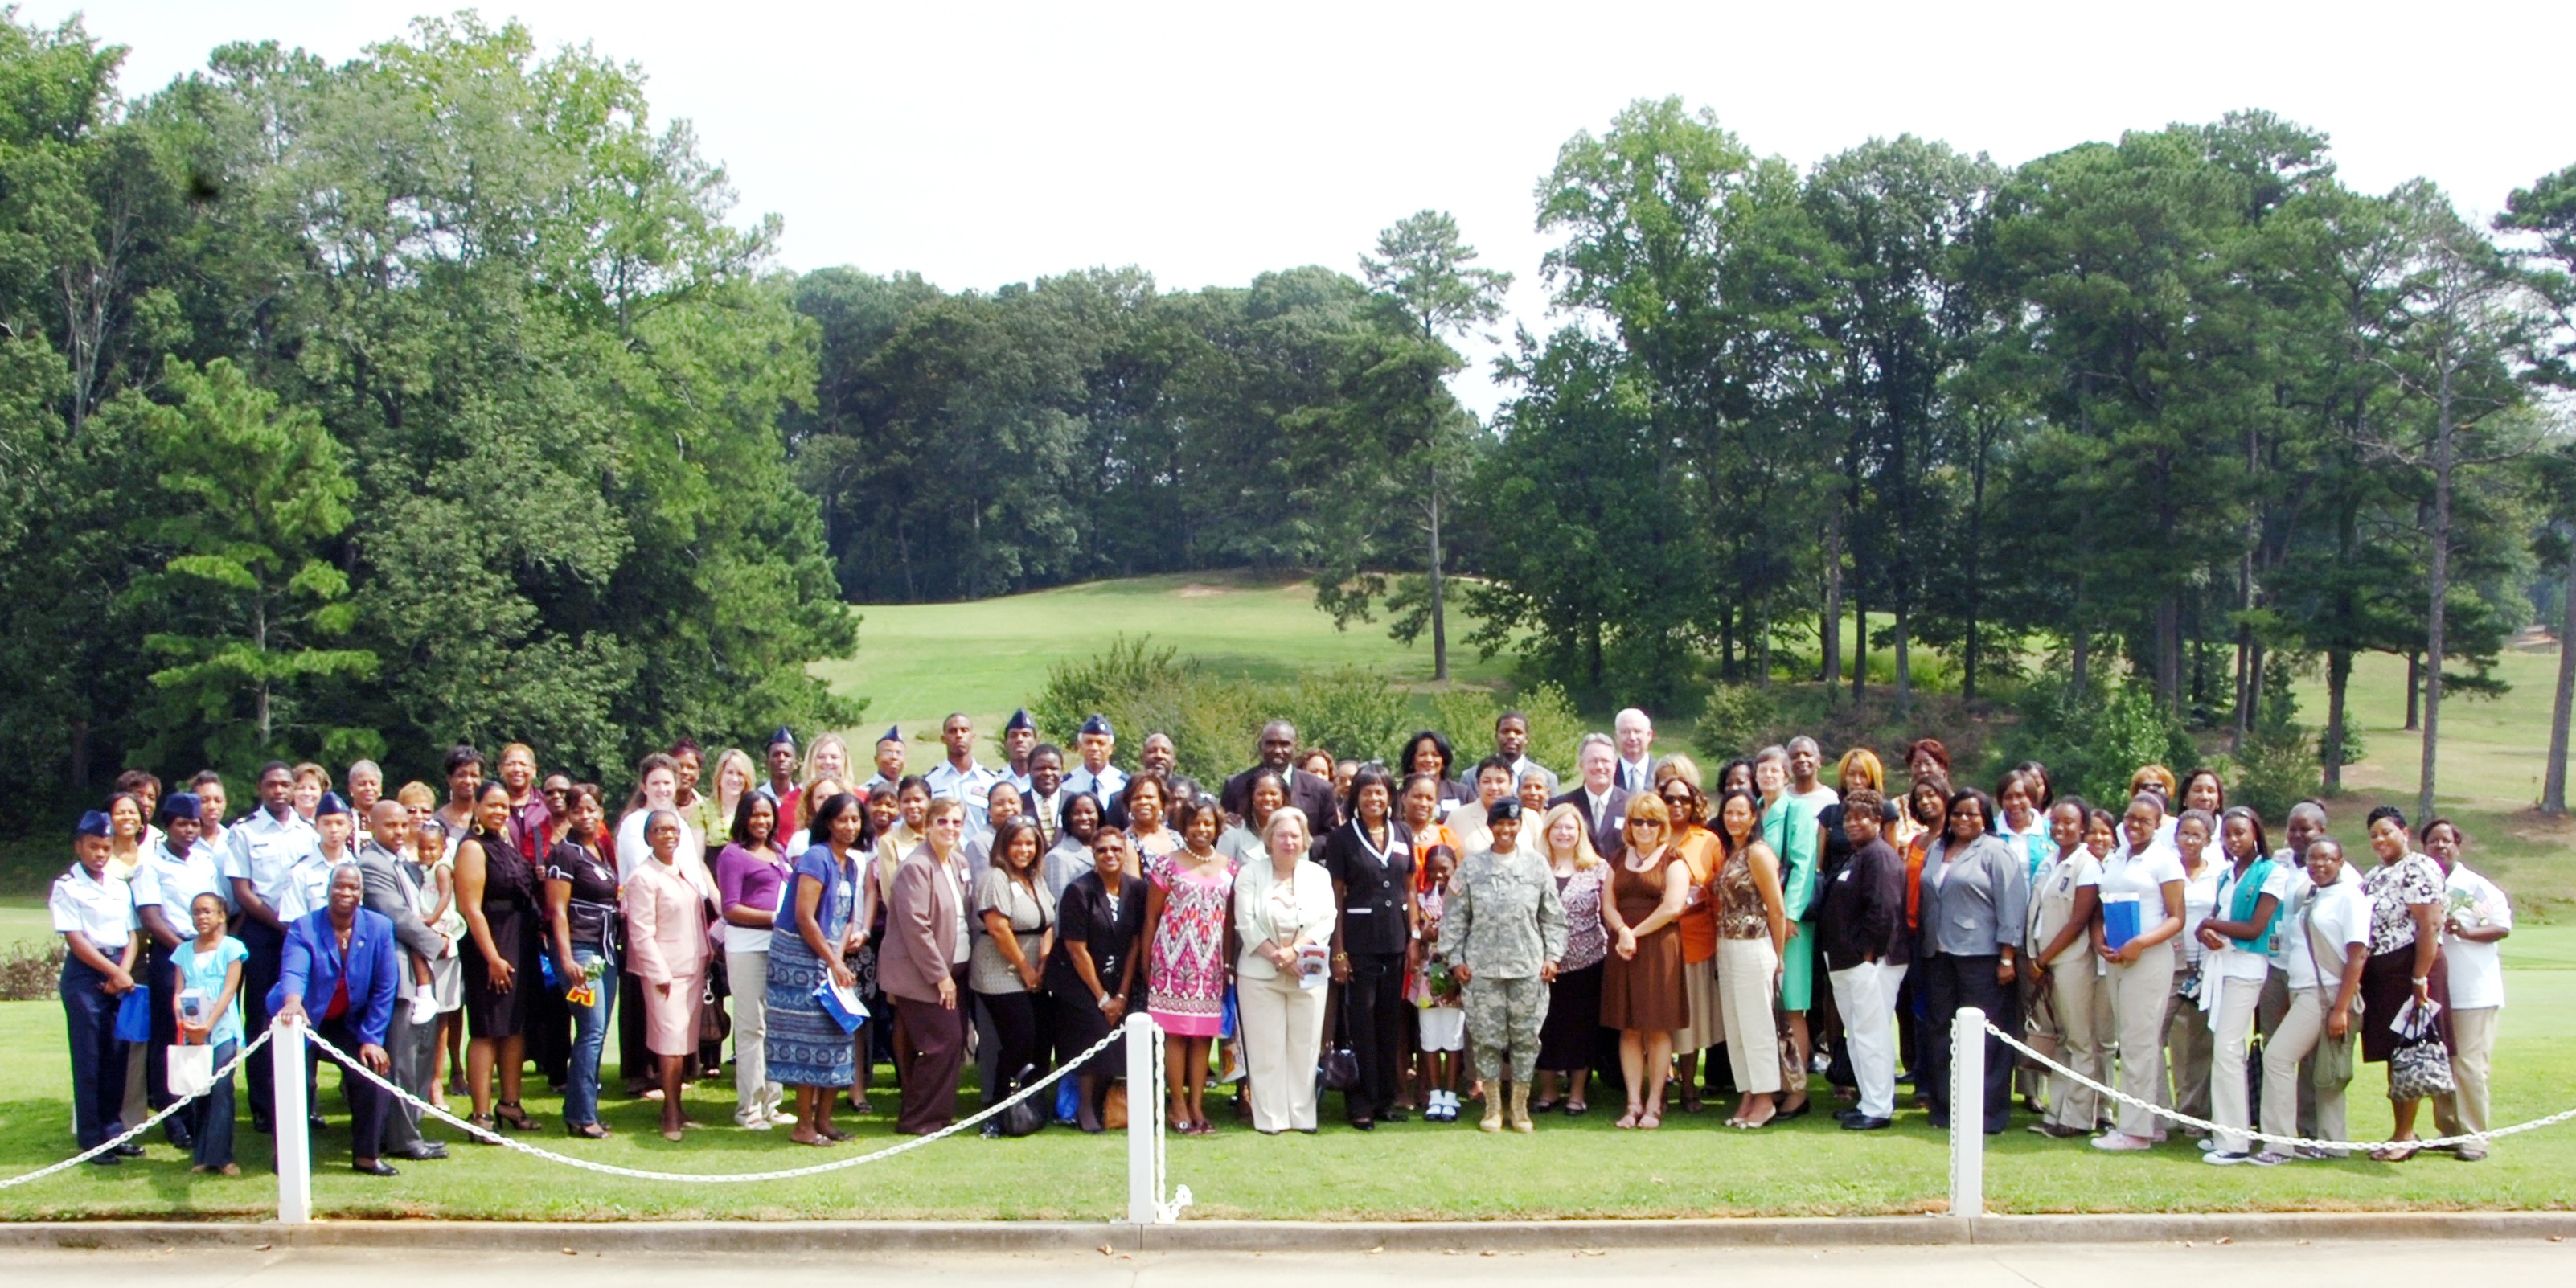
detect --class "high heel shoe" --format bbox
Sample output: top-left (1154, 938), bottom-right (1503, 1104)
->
top-left (494, 1101), bottom-right (542, 1131)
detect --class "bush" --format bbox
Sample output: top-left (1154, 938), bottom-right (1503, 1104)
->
top-left (2233, 724), bottom-right (2322, 821)
top-left (1695, 683), bottom-right (1784, 762)
top-left (1996, 678), bottom-right (2197, 807)
top-left (0, 937), bottom-right (63, 1002)
top-left (1279, 667), bottom-right (1411, 769)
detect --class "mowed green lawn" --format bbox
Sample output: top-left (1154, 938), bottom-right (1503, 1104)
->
top-left (2287, 646), bottom-right (2576, 917)
top-left (808, 572), bottom-right (1507, 759)
top-left (2, 929), bottom-right (2571, 1220)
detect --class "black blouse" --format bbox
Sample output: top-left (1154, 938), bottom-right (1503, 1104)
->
top-left (1320, 818), bottom-right (1416, 955)
top-left (1044, 870), bottom-right (1146, 1000)
top-left (544, 840), bottom-right (620, 952)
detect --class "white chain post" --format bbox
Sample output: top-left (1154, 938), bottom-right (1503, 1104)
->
top-left (272, 1017), bottom-right (312, 1224)
top-left (1948, 1006), bottom-right (1984, 1220)
top-left (1124, 1012), bottom-right (1157, 1224)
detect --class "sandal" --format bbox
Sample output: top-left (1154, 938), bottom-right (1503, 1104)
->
top-left (819, 1122), bottom-right (851, 1142)
top-left (1615, 1106), bottom-right (1641, 1130)
top-left (466, 1112), bottom-right (499, 1140)
top-left (494, 1101), bottom-right (542, 1131)
top-left (566, 1122), bottom-right (608, 1140)
top-left (1639, 1111), bottom-right (1662, 1130)
top-left (2370, 1142), bottom-right (2422, 1163)
top-left (1565, 1101), bottom-right (1588, 1117)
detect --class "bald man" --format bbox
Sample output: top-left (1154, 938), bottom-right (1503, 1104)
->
top-left (352, 800), bottom-right (450, 1160)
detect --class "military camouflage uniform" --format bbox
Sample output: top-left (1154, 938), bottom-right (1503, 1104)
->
top-left (1438, 847), bottom-right (1568, 1082)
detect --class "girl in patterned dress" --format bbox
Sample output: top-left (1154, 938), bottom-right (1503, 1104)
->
top-left (1409, 843), bottom-right (1467, 1121)
top-left (1143, 794), bottom-right (1238, 1134)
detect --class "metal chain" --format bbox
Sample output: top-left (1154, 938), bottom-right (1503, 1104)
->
top-left (1983, 1018), bottom-right (2576, 1153)
top-left (0, 1027), bottom-right (275, 1190)
top-left (299, 1022), bottom-right (1123, 1184)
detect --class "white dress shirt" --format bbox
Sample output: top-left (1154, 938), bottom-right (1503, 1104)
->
top-left (51, 862), bottom-right (137, 953)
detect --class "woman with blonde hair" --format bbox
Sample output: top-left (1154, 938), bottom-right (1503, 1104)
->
top-left (1532, 802), bottom-right (1607, 1115)
top-left (1232, 807), bottom-right (1336, 1134)
top-left (805, 732), bottom-right (854, 796)
top-left (1601, 794), bottom-right (1690, 1129)
top-left (698, 748), bottom-right (757, 847)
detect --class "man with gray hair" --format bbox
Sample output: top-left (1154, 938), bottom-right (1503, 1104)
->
top-left (351, 800), bottom-right (449, 1161)
top-left (1548, 733), bottom-right (1630, 859)
top-left (1612, 708), bottom-right (1655, 794)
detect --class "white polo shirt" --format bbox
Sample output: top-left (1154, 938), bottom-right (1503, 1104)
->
top-left (50, 862), bottom-right (137, 954)
top-left (2210, 858), bottom-right (2295, 982)
top-left (2443, 862), bottom-right (2512, 1011)
top-left (2284, 868), bottom-right (2370, 991)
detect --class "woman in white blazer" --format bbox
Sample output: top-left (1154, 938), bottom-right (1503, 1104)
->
top-left (1230, 806), bottom-right (1336, 1134)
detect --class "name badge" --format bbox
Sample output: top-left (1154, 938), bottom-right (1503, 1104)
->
top-left (1347, 906), bottom-right (1373, 915)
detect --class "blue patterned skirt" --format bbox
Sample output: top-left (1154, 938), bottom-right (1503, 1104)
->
top-left (765, 932), bottom-right (856, 1089)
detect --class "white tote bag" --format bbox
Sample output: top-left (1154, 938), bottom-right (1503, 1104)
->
top-left (166, 1044), bottom-right (215, 1100)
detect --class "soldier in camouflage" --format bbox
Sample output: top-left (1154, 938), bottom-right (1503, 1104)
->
top-left (1438, 798), bottom-right (1569, 1133)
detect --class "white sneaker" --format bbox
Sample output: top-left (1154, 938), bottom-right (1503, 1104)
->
top-left (2203, 1150), bottom-right (2251, 1166)
top-left (2090, 1131), bottom-right (2155, 1152)
top-left (2197, 1138), bottom-right (2217, 1152)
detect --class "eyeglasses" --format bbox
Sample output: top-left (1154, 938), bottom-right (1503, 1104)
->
top-left (1628, 818), bottom-right (1662, 830)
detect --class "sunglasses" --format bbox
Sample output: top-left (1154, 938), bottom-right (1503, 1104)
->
top-left (1628, 818), bottom-right (1663, 830)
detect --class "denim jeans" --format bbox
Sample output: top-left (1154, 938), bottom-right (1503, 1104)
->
top-left (564, 946), bottom-right (616, 1127)
top-left (192, 1038), bottom-right (239, 1168)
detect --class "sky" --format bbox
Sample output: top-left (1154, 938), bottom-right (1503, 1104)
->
top-left (28, 1), bottom-right (2576, 414)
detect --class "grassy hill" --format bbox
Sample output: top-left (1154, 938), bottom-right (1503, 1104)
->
top-left (808, 570), bottom-right (1510, 753)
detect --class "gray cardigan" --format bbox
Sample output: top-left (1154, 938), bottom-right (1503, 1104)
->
top-left (1916, 833), bottom-right (2030, 959)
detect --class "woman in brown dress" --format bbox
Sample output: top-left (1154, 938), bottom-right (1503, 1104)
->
top-left (1599, 794), bottom-right (1689, 1129)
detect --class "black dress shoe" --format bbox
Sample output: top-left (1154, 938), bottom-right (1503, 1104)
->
top-left (1841, 1115), bottom-right (1895, 1131)
top-left (351, 1159), bottom-right (399, 1176)
top-left (88, 1152), bottom-right (121, 1167)
top-left (164, 1120), bottom-right (195, 1150)
top-left (1773, 1101), bottom-right (1811, 1122)
top-left (1384, 1106), bottom-right (1408, 1123)
top-left (392, 1142), bottom-right (449, 1160)
top-left (1349, 1117), bottom-right (1375, 1131)
top-left (113, 1140), bottom-right (145, 1158)
top-left (309, 1115), bottom-right (330, 1133)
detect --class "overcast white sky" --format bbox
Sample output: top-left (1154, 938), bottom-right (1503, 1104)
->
top-left (31, 1), bottom-right (2576, 413)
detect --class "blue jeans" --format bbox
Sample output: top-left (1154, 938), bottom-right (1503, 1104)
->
top-left (564, 946), bottom-right (615, 1127)
top-left (193, 1039), bottom-right (239, 1168)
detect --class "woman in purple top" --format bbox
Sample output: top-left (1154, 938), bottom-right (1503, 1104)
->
top-left (715, 794), bottom-right (794, 1130)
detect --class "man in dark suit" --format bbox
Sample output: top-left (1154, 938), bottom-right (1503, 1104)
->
top-left (1222, 720), bottom-right (1341, 834)
top-left (1547, 733), bottom-right (1631, 860)
top-left (351, 801), bottom-right (449, 1161)
top-left (269, 863), bottom-right (403, 1175)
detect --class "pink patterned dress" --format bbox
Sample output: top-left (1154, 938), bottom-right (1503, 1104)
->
top-left (1146, 850), bottom-right (1239, 1037)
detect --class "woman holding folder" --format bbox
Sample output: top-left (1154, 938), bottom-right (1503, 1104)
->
top-left (766, 792), bottom-right (870, 1146)
top-left (2090, 793), bottom-right (2188, 1151)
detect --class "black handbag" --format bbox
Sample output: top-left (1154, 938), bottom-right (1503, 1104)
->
top-left (1319, 1005), bottom-right (1360, 1090)
top-left (996, 1064), bottom-right (1047, 1138)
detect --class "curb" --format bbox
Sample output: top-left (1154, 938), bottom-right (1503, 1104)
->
top-left (5, 1212), bottom-right (2575, 1253)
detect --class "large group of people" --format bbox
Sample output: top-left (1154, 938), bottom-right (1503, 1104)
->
top-left (49, 707), bottom-right (2517, 1176)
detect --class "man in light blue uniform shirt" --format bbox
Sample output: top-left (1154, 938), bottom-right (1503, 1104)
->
top-left (224, 761), bottom-right (325, 1133)
top-left (923, 712), bottom-right (1000, 835)
top-left (1063, 713), bottom-right (1126, 803)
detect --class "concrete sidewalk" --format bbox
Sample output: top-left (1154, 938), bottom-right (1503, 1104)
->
top-left (2, 1238), bottom-right (2571, 1287)
top-left (4, 1212), bottom-right (2574, 1253)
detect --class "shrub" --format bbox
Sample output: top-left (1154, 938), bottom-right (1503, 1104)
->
top-left (1, 937), bottom-right (63, 1002)
top-left (1279, 667), bottom-right (1411, 768)
top-left (1996, 678), bottom-right (2197, 807)
top-left (1695, 683), bottom-right (1784, 762)
top-left (2234, 724), bottom-right (2322, 821)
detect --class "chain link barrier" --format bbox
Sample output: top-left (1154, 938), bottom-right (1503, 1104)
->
top-left (1984, 1017), bottom-right (2576, 1154)
top-left (0, 1027), bottom-right (274, 1190)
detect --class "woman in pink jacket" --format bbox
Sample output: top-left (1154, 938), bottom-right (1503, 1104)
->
top-left (626, 810), bottom-right (712, 1141)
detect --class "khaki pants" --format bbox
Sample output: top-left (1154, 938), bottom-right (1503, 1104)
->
top-left (2043, 960), bottom-right (2113, 1132)
top-left (2208, 974), bottom-right (2262, 1153)
top-left (2262, 987), bottom-right (2351, 1153)
top-left (2162, 969), bottom-right (2213, 1121)
top-left (726, 947), bottom-right (781, 1121)
top-left (1239, 970), bottom-right (1325, 1133)
top-left (2107, 941), bottom-right (2175, 1139)
top-left (1716, 937), bottom-right (1782, 1095)
top-left (2255, 966), bottom-right (2318, 1138)
top-left (2433, 1006), bottom-right (2498, 1149)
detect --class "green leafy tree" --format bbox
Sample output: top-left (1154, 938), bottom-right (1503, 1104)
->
top-left (120, 357), bottom-right (375, 762)
top-left (1308, 210), bottom-right (1510, 681)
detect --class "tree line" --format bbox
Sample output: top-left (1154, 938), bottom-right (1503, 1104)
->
top-left (0, 13), bottom-right (858, 825)
top-left (9, 10), bottom-right (2576, 829)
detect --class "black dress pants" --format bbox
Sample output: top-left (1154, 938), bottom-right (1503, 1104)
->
top-left (1922, 951), bottom-right (2016, 1134)
top-left (1342, 950), bottom-right (1405, 1122)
